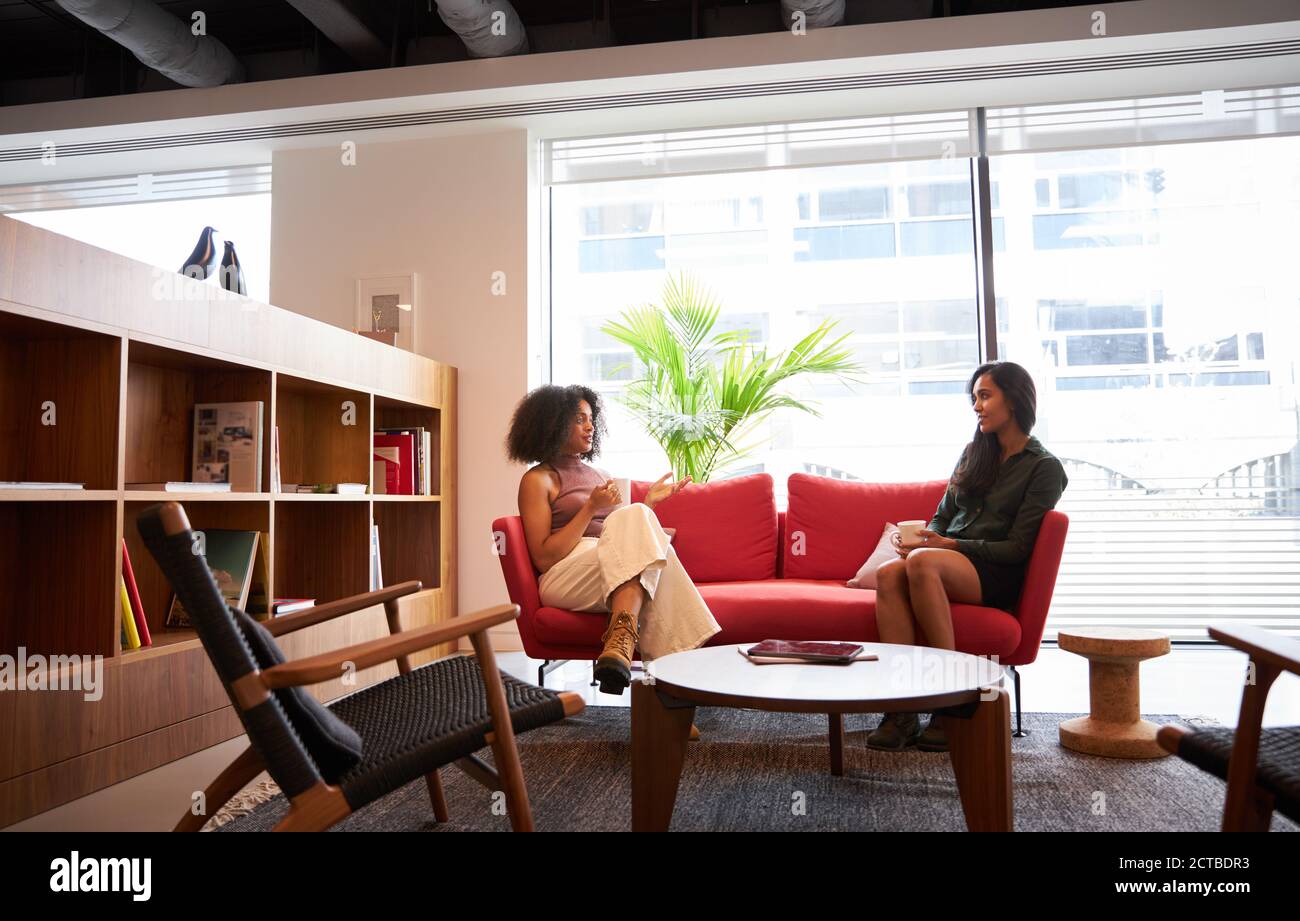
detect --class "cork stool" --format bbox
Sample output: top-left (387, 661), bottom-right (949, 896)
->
top-left (1058, 627), bottom-right (1172, 759)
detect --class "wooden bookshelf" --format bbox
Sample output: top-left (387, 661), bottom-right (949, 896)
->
top-left (0, 215), bottom-right (458, 827)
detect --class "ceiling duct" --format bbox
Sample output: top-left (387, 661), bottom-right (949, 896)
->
top-left (55, 0), bottom-right (245, 87)
top-left (434, 0), bottom-right (529, 58)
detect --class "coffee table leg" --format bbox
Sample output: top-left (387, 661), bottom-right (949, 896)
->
top-left (631, 679), bottom-right (696, 832)
top-left (828, 713), bottom-right (844, 776)
top-left (940, 688), bottom-right (1013, 832)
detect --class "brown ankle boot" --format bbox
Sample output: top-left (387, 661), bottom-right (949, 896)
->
top-left (594, 610), bottom-right (639, 695)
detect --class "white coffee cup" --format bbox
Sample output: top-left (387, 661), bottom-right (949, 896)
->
top-left (613, 477), bottom-right (632, 508)
top-left (891, 520), bottom-right (927, 551)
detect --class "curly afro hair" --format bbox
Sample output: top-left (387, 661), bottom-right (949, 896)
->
top-left (505, 384), bottom-right (607, 465)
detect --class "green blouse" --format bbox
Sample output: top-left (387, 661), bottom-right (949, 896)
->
top-left (926, 435), bottom-right (1068, 566)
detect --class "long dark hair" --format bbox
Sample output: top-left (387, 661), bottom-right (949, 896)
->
top-left (505, 384), bottom-right (607, 464)
top-left (950, 361), bottom-right (1038, 497)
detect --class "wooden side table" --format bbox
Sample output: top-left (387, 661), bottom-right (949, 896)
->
top-left (1058, 627), bottom-right (1172, 759)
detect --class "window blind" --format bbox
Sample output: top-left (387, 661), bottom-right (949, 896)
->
top-left (986, 85), bottom-right (1300, 155)
top-left (545, 110), bottom-right (975, 185)
top-left (0, 163), bottom-right (271, 213)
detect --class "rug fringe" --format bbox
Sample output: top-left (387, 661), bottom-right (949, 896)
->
top-left (203, 779), bottom-right (283, 831)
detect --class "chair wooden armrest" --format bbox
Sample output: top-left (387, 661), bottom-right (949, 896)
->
top-left (261, 604), bottom-right (520, 689)
top-left (1208, 623), bottom-right (1300, 678)
top-left (263, 582), bottom-right (423, 637)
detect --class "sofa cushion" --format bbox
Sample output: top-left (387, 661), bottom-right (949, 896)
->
top-left (531, 580), bottom-right (1021, 656)
top-left (783, 474), bottom-right (948, 580)
top-left (632, 473), bottom-right (778, 583)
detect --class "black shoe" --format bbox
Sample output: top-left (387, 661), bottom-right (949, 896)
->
top-left (218, 240), bottom-right (247, 295)
top-left (916, 713), bottom-right (948, 751)
top-left (865, 712), bottom-right (921, 751)
top-left (180, 226), bottom-right (220, 280)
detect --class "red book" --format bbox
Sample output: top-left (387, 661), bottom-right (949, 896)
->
top-left (120, 539), bottom-right (153, 647)
top-left (373, 434), bottom-right (416, 495)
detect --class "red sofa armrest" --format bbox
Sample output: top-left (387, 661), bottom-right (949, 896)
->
top-left (491, 515), bottom-right (545, 655)
top-left (1005, 509), bottom-right (1069, 666)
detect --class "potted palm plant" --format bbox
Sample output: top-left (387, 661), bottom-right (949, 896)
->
top-left (601, 271), bottom-right (863, 483)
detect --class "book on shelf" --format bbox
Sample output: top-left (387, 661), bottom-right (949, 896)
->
top-left (0, 481), bottom-right (84, 490)
top-left (126, 482), bottom-right (232, 493)
top-left (246, 531), bottom-right (272, 616)
top-left (372, 448), bottom-right (400, 496)
top-left (422, 430), bottom-right (431, 495)
top-left (373, 432), bottom-right (416, 495)
top-left (192, 401), bottom-right (264, 492)
top-left (272, 598), bottom-right (316, 616)
top-left (166, 530), bottom-right (260, 628)
top-left (292, 483), bottom-right (367, 494)
top-left (120, 539), bottom-right (152, 647)
top-left (271, 425), bottom-right (282, 495)
top-left (119, 576), bottom-right (141, 650)
top-left (370, 524), bottom-right (383, 591)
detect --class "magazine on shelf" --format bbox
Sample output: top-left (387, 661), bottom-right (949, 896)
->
top-left (192, 401), bottom-right (264, 492)
top-left (126, 482), bottom-right (232, 493)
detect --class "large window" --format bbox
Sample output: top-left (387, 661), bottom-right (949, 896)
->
top-left (546, 92), bottom-right (1300, 639)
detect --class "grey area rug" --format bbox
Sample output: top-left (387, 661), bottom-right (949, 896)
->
top-left (217, 709), bottom-right (1298, 832)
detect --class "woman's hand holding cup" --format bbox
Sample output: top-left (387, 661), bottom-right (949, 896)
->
top-left (587, 479), bottom-right (620, 511)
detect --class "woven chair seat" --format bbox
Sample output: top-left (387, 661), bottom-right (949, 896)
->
top-left (1175, 725), bottom-right (1300, 822)
top-left (327, 654), bottom-right (566, 810)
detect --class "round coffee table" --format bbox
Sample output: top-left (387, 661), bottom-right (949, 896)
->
top-left (1057, 627), bottom-right (1171, 759)
top-left (632, 642), bottom-right (1012, 831)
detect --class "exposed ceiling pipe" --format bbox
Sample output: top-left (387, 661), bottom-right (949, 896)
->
top-left (434, 0), bottom-right (529, 58)
top-left (54, 0), bottom-right (245, 87)
top-left (780, 1), bottom-right (846, 30)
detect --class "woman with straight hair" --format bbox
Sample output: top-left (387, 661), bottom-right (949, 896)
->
top-left (867, 361), bottom-right (1068, 753)
top-left (506, 384), bottom-right (721, 696)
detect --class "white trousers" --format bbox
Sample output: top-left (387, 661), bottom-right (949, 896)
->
top-left (538, 503), bottom-right (721, 660)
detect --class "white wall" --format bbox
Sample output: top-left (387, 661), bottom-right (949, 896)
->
top-left (270, 129), bottom-right (536, 646)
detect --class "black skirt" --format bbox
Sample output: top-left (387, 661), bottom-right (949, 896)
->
top-left (967, 556), bottom-right (1027, 612)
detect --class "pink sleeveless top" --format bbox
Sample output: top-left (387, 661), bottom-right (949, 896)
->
top-left (547, 454), bottom-right (612, 538)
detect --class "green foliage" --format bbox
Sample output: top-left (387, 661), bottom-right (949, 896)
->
top-left (601, 272), bottom-right (862, 483)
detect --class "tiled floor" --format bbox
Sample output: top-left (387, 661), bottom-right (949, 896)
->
top-left (497, 645), bottom-right (1300, 727)
top-left (9, 644), bottom-right (1298, 831)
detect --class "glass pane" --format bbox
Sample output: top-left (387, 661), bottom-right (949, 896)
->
top-left (550, 159), bottom-right (982, 496)
top-left (991, 134), bottom-right (1300, 639)
top-left (13, 194), bottom-right (272, 303)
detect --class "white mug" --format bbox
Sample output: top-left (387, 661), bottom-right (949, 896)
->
top-left (891, 520), bottom-right (927, 551)
top-left (613, 477), bottom-right (632, 508)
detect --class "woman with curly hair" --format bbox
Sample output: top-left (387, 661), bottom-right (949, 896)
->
top-left (867, 361), bottom-right (1068, 753)
top-left (506, 384), bottom-right (721, 695)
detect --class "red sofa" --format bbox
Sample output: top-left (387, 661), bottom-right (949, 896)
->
top-left (493, 472), bottom-right (1068, 730)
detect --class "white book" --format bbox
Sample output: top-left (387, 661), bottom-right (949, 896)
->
top-left (422, 430), bottom-right (431, 495)
top-left (336, 483), bottom-right (367, 495)
top-left (127, 482), bottom-right (232, 493)
top-left (370, 524), bottom-right (383, 591)
top-left (193, 401), bottom-right (264, 492)
top-left (0, 481), bottom-right (84, 490)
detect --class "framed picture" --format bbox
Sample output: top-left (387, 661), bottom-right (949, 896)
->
top-left (355, 274), bottom-right (416, 352)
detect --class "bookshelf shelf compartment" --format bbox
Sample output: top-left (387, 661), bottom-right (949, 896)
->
top-left (123, 500), bottom-right (271, 649)
top-left (0, 500), bottom-right (117, 659)
top-left (0, 312), bottom-right (121, 491)
top-left (125, 340), bottom-right (272, 493)
top-left (276, 374), bottom-right (372, 491)
top-left (373, 500), bottom-right (442, 591)
top-left (275, 501), bottom-right (370, 605)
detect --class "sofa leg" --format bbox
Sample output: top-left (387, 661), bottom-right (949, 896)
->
top-left (1007, 665), bottom-right (1026, 738)
top-left (537, 659), bottom-right (568, 688)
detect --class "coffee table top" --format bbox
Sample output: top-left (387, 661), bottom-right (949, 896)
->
top-left (644, 643), bottom-right (1005, 713)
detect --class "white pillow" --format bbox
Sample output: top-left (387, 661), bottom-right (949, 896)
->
top-left (846, 522), bottom-right (899, 589)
